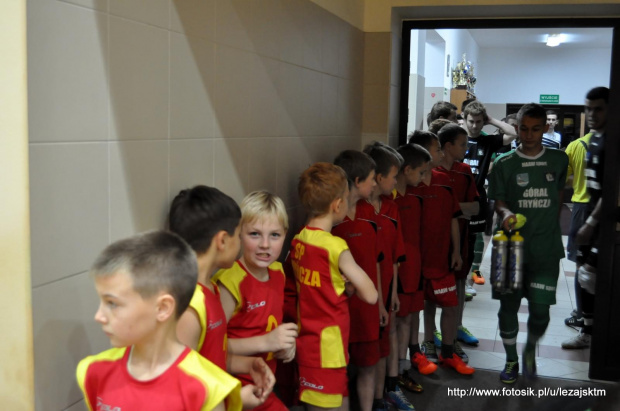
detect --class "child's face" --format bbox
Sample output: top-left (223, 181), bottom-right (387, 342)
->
top-left (220, 224), bottom-right (242, 269)
top-left (376, 165), bottom-right (399, 196)
top-left (427, 139), bottom-right (444, 167)
top-left (518, 115), bottom-right (548, 152)
top-left (444, 133), bottom-right (468, 161)
top-left (405, 161), bottom-right (430, 187)
top-left (333, 185), bottom-right (349, 223)
top-left (466, 114), bottom-right (485, 137)
top-left (356, 170), bottom-right (376, 200)
top-left (94, 270), bottom-right (162, 348)
top-left (241, 216), bottom-right (286, 273)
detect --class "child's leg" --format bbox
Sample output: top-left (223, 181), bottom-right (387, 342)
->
top-left (526, 302), bottom-right (550, 351)
top-left (439, 306), bottom-right (457, 357)
top-left (397, 314), bottom-right (412, 362)
top-left (423, 301), bottom-right (437, 343)
top-left (356, 365), bottom-right (375, 411)
top-left (456, 277), bottom-right (465, 327)
top-left (373, 357), bottom-right (387, 400)
top-left (387, 312), bottom-right (399, 377)
top-left (498, 293), bottom-right (521, 362)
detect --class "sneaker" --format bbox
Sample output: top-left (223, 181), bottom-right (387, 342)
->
top-left (411, 352), bottom-right (437, 375)
top-left (433, 329), bottom-right (442, 348)
top-left (385, 386), bottom-right (416, 410)
top-left (398, 371), bottom-right (424, 393)
top-left (499, 361), bottom-right (519, 384)
top-left (561, 330), bottom-right (591, 349)
top-left (454, 341), bottom-right (469, 364)
top-left (465, 284), bottom-right (477, 296)
top-left (522, 349), bottom-right (537, 379)
top-left (564, 316), bottom-right (585, 328)
top-left (372, 398), bottom-right (389, 411)
top-left (570, 308), bottom-right (578, 318)
top-left (457, 326), bottom-right (479, 346)
top-left (421, 341), bottom-right (438, 363)
top-left (439, 353), bottom-right (475, 375)
top-left (465, 293), bottom-right (473, 301)
top-left (472, 270), bottom-right (486, 285)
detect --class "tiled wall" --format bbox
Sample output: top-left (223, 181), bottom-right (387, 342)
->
top-left (27, 0), bottom-right (363, 409)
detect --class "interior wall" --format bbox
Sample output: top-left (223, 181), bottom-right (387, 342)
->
top-left (27, 0), bottom-right (363, 409)
top-left (477, 46), bottom-right (612, 105)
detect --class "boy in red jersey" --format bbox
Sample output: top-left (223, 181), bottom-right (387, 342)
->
top-left (408, 131), bottom-right (475, 375)
top-left (292, 162), bottom-right (378, 410)
top-left (218, 191), bottom-right (297, 411)
top-left (393, 144), bottom-right (436, 391)
top-left (362, 142), bottom-right (416, 411)
top-left (169, 186), bottom-right (274, 408)
top-left (76, 231), bottom-right (242, 411)
top-left (332, 150), bottom-right (384, 411)
top-left (437, 123), bottom-right (482, 356)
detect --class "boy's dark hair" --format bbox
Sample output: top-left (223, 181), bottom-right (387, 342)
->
top-left (461, 98), bottom-right (476, 113)
top-left (428, 101), bottom-right (457, 125)
top-left (407, 130), bottom-right (439, 151)
top-left (333, 150), bottom-right (376, 188)
top-left (363, 141), bottom-right (403, 177)
top-left (586, 86), bottom-right (609, 103)
top-left (506, 113), bottom-right (517, 121)
top-left (396, 143), bottom-right (431, 171)
top-left (438, 123), bottom-right (468, 147)
top-left (169, 185), bottom-right (241, 254)
top-left (545, 110), bottom-right (557, 116)
top-left (91, 230), bottom-right (197, 319)
top-left (428, 118), bottom-right (452, 135)
top-left (456, 113), bottom-right (463, 121)
top-left (298, 163), bottom-right (348, 218)
top-left (517, 103), bottom-right (547, 124)
top-left (463, 101), bottom-right (488, 122)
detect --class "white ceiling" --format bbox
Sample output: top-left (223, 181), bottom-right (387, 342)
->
top-left (467, 27), bottom-right (613, 49)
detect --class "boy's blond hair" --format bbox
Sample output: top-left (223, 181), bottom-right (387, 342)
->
top-left (240, 191), bottom-right (289, 231)
top-left (298, 162), bottom-right (348, 218)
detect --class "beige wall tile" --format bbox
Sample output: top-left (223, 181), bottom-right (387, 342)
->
top-left (246, 57), bottom-right (281, 138)
top-left (362, 84), bottom-right (390, 134)
top-left (215, 0), bottom-right (257, 53)
top-left (109, 141), bottom-right (169, 241)
top-left (248, 138), bottom-right (279, 194)
top-left (170, 32), bottom-right (217, 140)
top-left (169, 139), bottom-right (215, 196)
top-left (109, 0), bottom-right (169, 29)
top-left (29, 144), bottom-right (109, 287)
top-left (33, 272), bottom-right (109, 411)
top-left (28, 2), bottom-right (109, 142)
top-left (301, 1), bottom-right (324, 72)
top-left (275, 138), bottom-right (313, 207)
top-left (251, 0), bottom-right (284, 60)
top-left (363, 32), bottom-right (391, 86)
top-left (170, 0), bottom-right (216, 40)
top-left (109, 17), bottom-right (169, 140)
top-left (59, 0), bottom-right (108, 12)
top-left (321, 74), bottom-right (339, 135)
top-left (301, 68), bottom-right (323, 136)
top-left (213, 139), bottom-right (249, 204)
top-left (274, 63), bottom-right (304, 137)
top-left (321, 12), bottom-right (341, 76)
top-left (279, 0), bottom-right (304, 66)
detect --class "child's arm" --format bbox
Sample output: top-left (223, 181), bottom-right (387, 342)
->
top-left (450, 218), bottom-right (463, 271)
top-left (338, 250), bottom-right (378, 304)
top-left (391, 263), bottom-right (400, 313)
top-left (376, 262), bottom-right (389, 326)
top-left (458, 201), bottom-right (480, 218)
top-left (228, 355), bottom-right (274, 406)
top-left (495, 200), bottom-right (516, 232)
top-left (176, 309), bottom-right (201, 350)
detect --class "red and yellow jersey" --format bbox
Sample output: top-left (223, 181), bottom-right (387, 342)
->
top-left (291, 226), bottom-right (350, 368)
top-left (332, 200), bottom-right (383, 343)
top-left (217, 260), bottom-right (285, 383)
top-left (188, 282), bottom-right (228, 369)
top-left (76, 346), bottom-right (242, 411)
top-left (393, 187), bottom-right (423, 293)
top-left (411, 170), bottom-right (462, 279)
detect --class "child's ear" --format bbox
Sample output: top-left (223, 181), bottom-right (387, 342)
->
top-left (332, 197), bottom-right (343, 213)
top-left (213, 230), bottom-right (228, 251)
top-left (155, 293), bottom-right (176, 322)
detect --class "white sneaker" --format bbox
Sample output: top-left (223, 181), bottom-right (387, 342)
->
top-left (561, 330), bottom-right (591, 349)
top-left (465, 284), bottom-right (477, 296)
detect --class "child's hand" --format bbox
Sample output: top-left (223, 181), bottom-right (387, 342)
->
top-left (379, 303), bottom-right (389, 327)
top-left (240, 384), bottom-right (267, 409)
top-left (390, 291), bottom-right (400, 313)
top-left (248, 357), bottom-right (274, 401)
top-left (267, 323), bottom-right (298, 352)
top-left (274, 343), bottom-right (296, 363)
top-left (502, 213), bottom-right (517, 232)
top-left (451, 250), bottom-right (463, 271)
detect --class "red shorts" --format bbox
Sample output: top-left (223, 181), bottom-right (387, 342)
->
top-left (298, 365), bottom-right (348, 408)
top-left (349, 340), bottom-right (380, 367)
top-left (396, 291), bottom-right (424, 317)
top-left (424, 275), bottom-right (458, 307)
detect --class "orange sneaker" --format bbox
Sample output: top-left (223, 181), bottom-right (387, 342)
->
top-left (411, 352), bottom-right (438, 375)
top-left (472, 270), bottom-right (485, 285)
top-left (440, 353), bottom-right (475, 375)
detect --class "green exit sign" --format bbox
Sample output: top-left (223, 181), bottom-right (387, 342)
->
top-left (540, 94), bottom-right (560, 104)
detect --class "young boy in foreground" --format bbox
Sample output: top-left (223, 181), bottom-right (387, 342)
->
top-left (218, 191), bottom-right (297, 410)
top-left (169, 185), bottom-right (274, 407)
top-left (76, 231), bottom-right (242, 411)
top-left (489, 103), bottom-right (568, 383)
top-left (292, 162), bottom-right (378, 410)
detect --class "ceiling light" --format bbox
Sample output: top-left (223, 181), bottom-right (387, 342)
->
top-left (546, 34), bottom-right (563, 47)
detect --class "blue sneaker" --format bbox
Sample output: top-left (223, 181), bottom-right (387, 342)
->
top-left (385, 386), bottom-right (415, 410)
top-left (522, 349), bottom-right (537, 380)
top-left (457, 326), bottom-right (479, 346)
top-left (421, 340), bottom-right (438, 363)
top-left (500, 361), bottom-right (519, 384)
top-left (433, 329), bottom-right (442, 348)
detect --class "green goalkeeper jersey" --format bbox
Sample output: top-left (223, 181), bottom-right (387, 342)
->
top-left (488, 147), bottom-right (569, 264)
